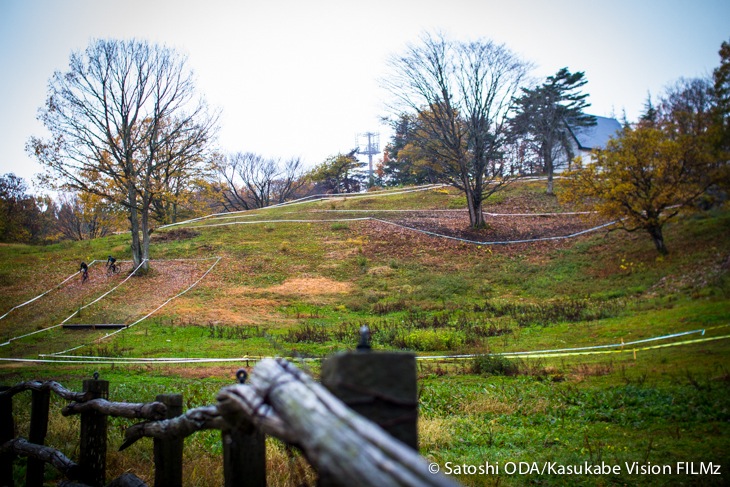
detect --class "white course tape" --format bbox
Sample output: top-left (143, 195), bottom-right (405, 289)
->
top-left (166, 213), bottom-right (616, 246)
top-left (2, 332), bottom-right (725, 365)
top-left (371, 218), bottom-right (618, 245)
top-left (192, 217), bottom-right (372, 229)
top-left (0, 355), bottom-right (315, 365)
top-left (308, 209), bottom-right (596, 216)
top-left (44, 256), bottom-right (222, 356)
top-left (159, 178), bottom-right (574, 231)
top-left (2, 326), bottom-right (720, 366)
top-left (0, 260), bottom-right (147, 347)
top-left (417, 335), bottom-right (730, 361)
top-left (497, 329), bottom-right (706, 355)
top-left (416, 329), bottom-right (710, 360)
top-left (0, 260), bottom-right (100, 321)
top-left (155, 180), bottom-right (611, 246)
top-left (159, 184), bottom-right (446, 229)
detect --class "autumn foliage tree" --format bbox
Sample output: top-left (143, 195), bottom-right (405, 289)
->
top-left (56, 192), bottom-right (123, 240)
top-left (562, 38), bottom-right (730, 255)
top-left (0, 173), bottom-right (55, 243)
top-left (29, 39), bottom-right (218, 271)
top-left (562, 89), bottom-right (720, 256)
top-left (306, 150), bottom-right (365, 194)
top-left (144, 117), bottom-right (218, 225)
top-left (563, 126), bottom-right (701, 254)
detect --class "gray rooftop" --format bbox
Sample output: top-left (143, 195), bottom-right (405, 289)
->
top-left (569, 115), bottom-right (622, 150)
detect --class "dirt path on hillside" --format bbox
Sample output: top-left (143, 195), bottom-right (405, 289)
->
top-left (300, 188), bottom-right (608, 247)
top-left (0, 260), bottom-right (216, 350)
top-left (378, 211), bottom-right (604, 243)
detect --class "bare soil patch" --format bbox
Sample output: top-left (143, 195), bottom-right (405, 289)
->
top-left (267, 277), bottom-right (352, 296)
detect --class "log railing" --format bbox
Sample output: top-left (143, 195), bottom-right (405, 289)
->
top-left (0, 350), bottom-right (459, 487)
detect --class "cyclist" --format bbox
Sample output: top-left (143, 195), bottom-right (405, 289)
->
top-left (79, 262), bottom-right (89, 283)
top-left (106, 255), bottom-right (117, 273)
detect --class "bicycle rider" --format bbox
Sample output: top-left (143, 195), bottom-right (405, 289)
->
top-left (106, 255), bottom-right (117, 273)
top-left (79, 262), bottom-right (89, 283)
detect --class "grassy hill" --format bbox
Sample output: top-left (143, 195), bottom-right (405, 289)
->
top-left (0, 180), bottom-right (728, 485)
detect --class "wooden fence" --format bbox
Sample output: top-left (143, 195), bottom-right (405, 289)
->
top-left (0, 349), bottom-right (459, 487)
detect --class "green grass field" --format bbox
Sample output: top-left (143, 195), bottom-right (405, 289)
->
top-left (1, 180), bottom-right (728, 485)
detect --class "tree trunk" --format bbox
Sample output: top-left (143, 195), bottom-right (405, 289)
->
top-left (648, 226), bottom-right (668, 255)
top-left (546, 172), bottom-right (554, 195)
top-left (128, 208), bottom-right (142, 269)
top-left (466, 187), bottom-right (486, 228)
top-left (543, 145), bottom-right (555, 195)
top-left (141, 206), bottom-right (151, 273)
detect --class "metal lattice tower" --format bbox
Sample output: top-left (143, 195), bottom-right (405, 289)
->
top-left (357, 132), bottom-right (380, 183)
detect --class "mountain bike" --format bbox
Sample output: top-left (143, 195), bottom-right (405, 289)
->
top-left (106, 262), bottom-right (121, 276)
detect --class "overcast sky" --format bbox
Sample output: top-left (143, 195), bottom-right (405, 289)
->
top-left (1, 0), bottom-right (728, 191)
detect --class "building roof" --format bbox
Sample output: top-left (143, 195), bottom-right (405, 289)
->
top-left (568, 115), bottom-right (622, 151)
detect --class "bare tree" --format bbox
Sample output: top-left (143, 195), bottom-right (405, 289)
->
top-left (217, 152), bottom-right (305, 210)
top-left (273, 156), bottom-right (307, 203)
top-left (29, 39), bottom-right (218, 270)
top-left (383, 32), bottom-right (530, 228)
top-left (55, 192), bottom-right (119, 241)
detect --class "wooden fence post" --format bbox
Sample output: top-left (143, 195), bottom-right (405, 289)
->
top-left (319, 328), bottom-right (418, 486)
top-left (218, 358), bottom-right (457, 487)
top-left (79, 373), bottom-right (109, 487)
top-left (222, 370), bottom-right (266, 487)
top-left (222, 419), bottom-right (266, 487)
top-left (0, 386), bottom-right (14, 487)
top-left (26, 387), bottom-right (51, 487)
top-left (321, 331), bottom-right (418, 450)
top-left (154, 394), bottom-right (183, 487)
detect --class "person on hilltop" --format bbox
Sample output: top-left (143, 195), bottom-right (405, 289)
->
top-left (79, 261), bottom-right (89, 283)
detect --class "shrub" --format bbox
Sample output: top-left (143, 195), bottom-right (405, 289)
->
top-left (403, 329), bottom-right (464, 351)
top-left (285, 324), bottom-right (331, 343)
top-left (475, 298), bottom-right (623, 327)
top-left (371, 299), bottom-right (409, 315)
top-left (470, 354), bottom-right (519, 376)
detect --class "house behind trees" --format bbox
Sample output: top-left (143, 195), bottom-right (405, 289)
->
top-left (559, 115), bottom-right (622, 169)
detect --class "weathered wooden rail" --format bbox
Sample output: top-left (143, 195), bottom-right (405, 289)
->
top-left (0, 347), bottom-right (460, 487)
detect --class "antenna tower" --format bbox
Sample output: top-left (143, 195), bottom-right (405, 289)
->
top-left (356, 132), bottom-right (380, 184)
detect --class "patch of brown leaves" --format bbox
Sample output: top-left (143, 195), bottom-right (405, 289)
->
top-left (152, 228), bottom-right (200, 242)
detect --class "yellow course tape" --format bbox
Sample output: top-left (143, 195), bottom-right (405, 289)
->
top-left (416, 333), bottom-right (730, 361)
